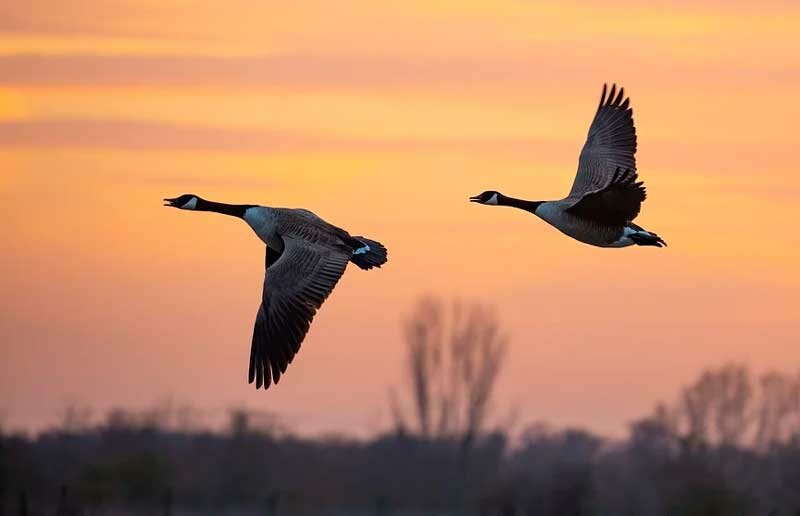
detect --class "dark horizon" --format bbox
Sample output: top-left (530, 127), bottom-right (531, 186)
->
top-left (4, 363), bottom-right (800, 515)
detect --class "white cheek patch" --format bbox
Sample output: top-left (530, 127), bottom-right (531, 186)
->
top-left (182, 197), bottom-right (198, 210)
top-left (354, 244), bottom-right (371, 255)
top-left (486, 193), bottom-right (499, 205)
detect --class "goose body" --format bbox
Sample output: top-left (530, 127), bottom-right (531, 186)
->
top-left (165, 194), bottom-right (387, 390)
top-left (470, 84), bottom-right (666, 248)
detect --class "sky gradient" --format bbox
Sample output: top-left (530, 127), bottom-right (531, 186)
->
top-left (2, 0), bottom-right (799, 437)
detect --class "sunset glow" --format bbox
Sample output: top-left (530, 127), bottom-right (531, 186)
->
top-left (2, 0), bottom-right (799, 437)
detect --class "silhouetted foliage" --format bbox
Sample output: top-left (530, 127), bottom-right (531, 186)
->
top-left (3, 366), bottom-right (800, 515)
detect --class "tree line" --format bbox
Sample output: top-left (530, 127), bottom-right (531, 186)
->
top-left (2, 297), bottom-right (800, 515)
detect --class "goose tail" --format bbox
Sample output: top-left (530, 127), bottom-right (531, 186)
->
top-left (629, 229), bottom-right (667, 247)
top-left (349, 237), bottom-right (388, 270)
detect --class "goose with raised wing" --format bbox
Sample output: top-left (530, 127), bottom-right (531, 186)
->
top-left (470, 84), bottom-right (666, 248)
top-left (164, 195), bottom-right (388, 389)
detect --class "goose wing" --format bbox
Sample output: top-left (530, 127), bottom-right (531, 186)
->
top-left (248, 234), bottom-right (350, 390)
top-left (565, 167), bottom-right (646, 225)
top-left (565, 84), bottom-right (642, 224)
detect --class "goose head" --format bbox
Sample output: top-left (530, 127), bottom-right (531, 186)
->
top-left (469, 191), bottom-right (502, 205)
top-left (164, 194), bottom-right (200, 210)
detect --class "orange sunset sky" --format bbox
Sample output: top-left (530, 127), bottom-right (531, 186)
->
top-left (2, 0), bottom-right (799, 437)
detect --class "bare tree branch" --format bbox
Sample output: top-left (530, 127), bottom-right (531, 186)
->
top-left (394, 295), bottom-right (509, 445)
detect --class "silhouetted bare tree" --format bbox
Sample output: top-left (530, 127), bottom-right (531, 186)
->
top-left (634, 363), bottom-right (800, 451)
top-left (392, 296), bottom-right (508, 447)
top-left (753, 370), bottom-right (800, 449)
top-left (682, 363), bottom-right (753, 447)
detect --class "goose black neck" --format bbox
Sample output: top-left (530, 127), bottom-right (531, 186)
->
top-left (499, 195), bottom-right (542, 213)
top-left (195, 199), bottom-right (252, 218)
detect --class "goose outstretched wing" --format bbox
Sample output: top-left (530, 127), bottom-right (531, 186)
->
top-left (248, 235), bottom-right (350, 390)
top-left (566, 84), bottom-right (642, 223)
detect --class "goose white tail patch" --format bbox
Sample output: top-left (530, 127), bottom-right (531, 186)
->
top-left (354, 244), bottom-right (371, 255)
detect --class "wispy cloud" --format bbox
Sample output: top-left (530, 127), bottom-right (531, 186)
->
top-left (0, 117), bottom-right (563, 154)
top-left (1, 118), bottom-right (795, 187)
top-left (2, 54), bottom-right (799, 90)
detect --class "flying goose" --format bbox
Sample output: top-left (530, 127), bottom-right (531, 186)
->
top-left (470, 84), bottom-right (666, 248)
top-left (164, 194), bottom-right (388, 389)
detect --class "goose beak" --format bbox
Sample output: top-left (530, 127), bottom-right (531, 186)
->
top-left (469, 195), bottom-right (481, 203)
top-left (163, 197), bottom-right (179, 207)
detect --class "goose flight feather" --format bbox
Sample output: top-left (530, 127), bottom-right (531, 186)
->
top-left (569, 83), bottom-right (637, 199)
top-left (249, 210), bottom-right (354, 389)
